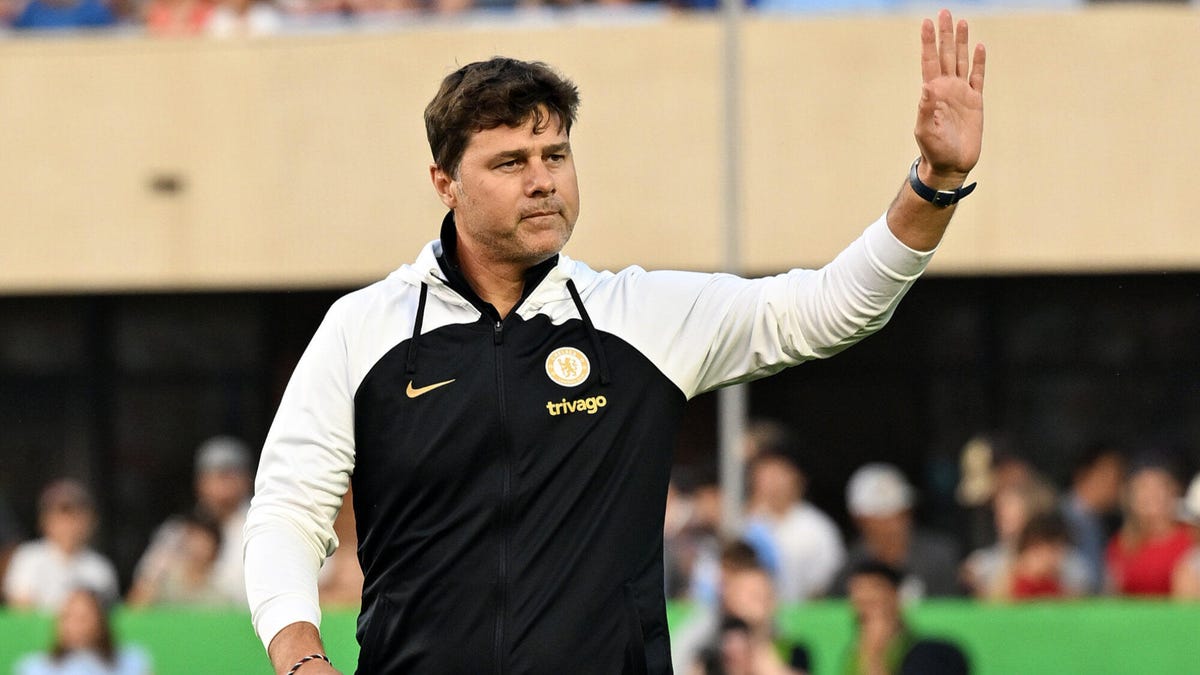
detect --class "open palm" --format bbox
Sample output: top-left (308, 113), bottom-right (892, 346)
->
top-left (916, 10), bottom-right (986, 180)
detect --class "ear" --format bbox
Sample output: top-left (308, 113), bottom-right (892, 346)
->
top-left (430, 163), bottom-right (458, 210)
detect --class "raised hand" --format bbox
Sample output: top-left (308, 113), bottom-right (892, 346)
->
top-left (916, 9), bottom-right (986, 185)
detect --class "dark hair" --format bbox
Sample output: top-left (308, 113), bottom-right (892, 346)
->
top-left (1071, 441), bottom-right (1125, 479)
top-left (1017, 512), bottom-right (1071, 553)
top-left (51, 589), bottom-right (116, 665)
top-left (847, 559), bottom-right (904, 589)
top-left (424, 57), bottom-right (581, 177)
top-left (719, 540), bottom-right (762, 572)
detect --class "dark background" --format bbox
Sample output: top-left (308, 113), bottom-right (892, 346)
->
top-left (2, 272), bottom-right (1197, 588)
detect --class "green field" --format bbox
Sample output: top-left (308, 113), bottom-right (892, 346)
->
top-left (3, 601), bottom-right (1198, 674)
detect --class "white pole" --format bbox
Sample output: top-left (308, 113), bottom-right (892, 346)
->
top-left (717, 0), bottom-right (747, 538)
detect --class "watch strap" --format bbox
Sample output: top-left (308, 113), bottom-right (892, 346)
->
top-left (908, 158), bottom-right (976, 207)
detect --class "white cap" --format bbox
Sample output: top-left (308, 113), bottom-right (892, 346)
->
top-left (847, 463), bottom-right (914, 517)
top-left (195, 435), bottom-right (251, 474)
top-left (1179, 473), bottom-right (1200, 526)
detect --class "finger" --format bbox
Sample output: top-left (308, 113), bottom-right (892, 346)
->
top-left (920, 19), bottom-right (938, 83)
top-left (956, 19), bottom-right (969, 78)
top-left (969, 42), bottom-right (986, 93)
top-left (938, 9), bottom-right (955, 76)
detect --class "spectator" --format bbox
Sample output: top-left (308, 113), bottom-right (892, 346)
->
top-left (206, 0), bottom-right (280, 37)
top-left (954, 435), bottom-right (1034, 554)
top-left (126, 511), bottom-right (228, 607)
top-left (3, 480), bottom-right (119, 612)
top-left (14, 588), bottom-right (152, 675)
top-left (962, 477), bottom-right (1091, 598)
top-left (686, 542), bottom-right (809, 675)
top-left (743, 451), bottom-right (844, 603)
top-left (132, 436), bottom-right (253, 607)
top-left (1060, 443), bottom-right (1125, 593)
top-left (143, 0), bottom-right (213, 36)
top-left (9, 0), bottom-right (117, 30)
top-left (988, 512), bottom-right (1080, 601)
top-left (1106, 457), bottom-right (1192, 596)
top-left (840, 560), bottom-right (969, 675)
top-left (834, 463), bottom-right (960, 600)
top-left (1171, 472), bottom-right (1200, 600)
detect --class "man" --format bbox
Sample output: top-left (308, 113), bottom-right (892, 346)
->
top-left (835, 463), bottom-right (961, 600)
top-left (3, 480), bottom-right (119, 612)
top-left (841, 560), bottom-right (969, 675)
top-left (1059, 443), bottom-right (1124, 593)
top-left (245, 12), bottom-right (985, 674)
top-left (134, 436), bottom-right (253, 607)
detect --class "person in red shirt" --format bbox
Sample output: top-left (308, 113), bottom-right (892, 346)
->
top-left (1106, 460), bottom-right (1193, 596)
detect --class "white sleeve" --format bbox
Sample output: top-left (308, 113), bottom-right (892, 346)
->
top-left (610, 214), bottom-right (935, 398)
top-left (244, 300), bottom-right (357, 652)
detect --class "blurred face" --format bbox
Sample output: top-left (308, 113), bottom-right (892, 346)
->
top-left (56, 592), bottom-right (104, 651)
top-left (994, 488), bottom-right (1029, 542)
top-left (1016, 541), bottom-right (1066, 580)
top-left (196, 470), bottom-right (250, 520)
top-left (1089, 455), bottom-right (1125, 511)
top-left (431, 109), bottom-right (580, 270)
top-left (721, 568), bottom-right (775, 632)
top-left (751, 459), bottom-right (801, 514)
top-left (848, 574), bottom-right (901, 627)
top-left (41, 504), bottom-right (94, 554)
top-left (856, 512), bottom-right (912, 565)
top-left (1128, 469), bottom-right (1180, 525)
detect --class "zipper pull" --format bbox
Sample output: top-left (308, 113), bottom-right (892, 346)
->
top-left (494, 320), bottom-right (503, 345)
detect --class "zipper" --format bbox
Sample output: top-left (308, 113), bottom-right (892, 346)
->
top-left (492, 318), bottom-right (510, 675)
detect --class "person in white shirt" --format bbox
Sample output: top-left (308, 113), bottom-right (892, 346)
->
top-left (744, 451), bottom-right (845, 603)
top-left (3, 480), bottom-right (119, 612)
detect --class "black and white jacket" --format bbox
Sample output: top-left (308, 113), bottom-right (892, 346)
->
top-left (245, 212), bottom-right (934, 674)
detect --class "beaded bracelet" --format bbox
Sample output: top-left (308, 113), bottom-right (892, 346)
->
top-left (286, 653), bottom-right (331, 675)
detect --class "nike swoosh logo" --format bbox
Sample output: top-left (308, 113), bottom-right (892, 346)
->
top-left (406, 379), bottom-right (456, 398)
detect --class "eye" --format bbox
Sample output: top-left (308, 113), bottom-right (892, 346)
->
top-left (496, 159), bottom-right (521, 170)
top-left (547, 154), bottom-right (566, 163)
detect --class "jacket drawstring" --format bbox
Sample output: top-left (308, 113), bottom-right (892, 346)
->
top-left (565, 279), bottom-right (611, 386)
top-left (406, 282), bottom-right (429, 375)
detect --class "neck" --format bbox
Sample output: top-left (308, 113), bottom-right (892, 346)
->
top-left (455, 243), bottom-right (530, 320)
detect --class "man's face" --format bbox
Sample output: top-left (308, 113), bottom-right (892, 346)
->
top-left (432, 110), bottom-right (580, 269)
top-left (848, 573), bottom-right (901, 626)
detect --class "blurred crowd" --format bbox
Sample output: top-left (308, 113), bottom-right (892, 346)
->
top-left (0, 436), bottom-right (362, 674)
top-left (0, 0), bottom-right (1155, 36)
top-left (3, 423), bottom-right (1200, 674)
top-left (665, 421), bottom-right (1200, 674)
top-left (0, 0), bottom-right (744, 36)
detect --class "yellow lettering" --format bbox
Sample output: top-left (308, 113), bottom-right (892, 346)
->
top-left (545, 394), bottom-right (610, 416)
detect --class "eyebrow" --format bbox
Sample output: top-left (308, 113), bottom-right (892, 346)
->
top-left (487, 142), bottom-right (572, 165)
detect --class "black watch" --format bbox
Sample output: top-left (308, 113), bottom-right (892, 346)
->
top-left (908, 158), bottom-right (976, 208)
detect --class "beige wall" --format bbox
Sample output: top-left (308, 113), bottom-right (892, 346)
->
top-left (0, 8), bottom-right (1196, 292)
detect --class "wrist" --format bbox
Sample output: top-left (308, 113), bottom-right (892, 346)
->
top-left (908, 157), bottom-right (976, 208)
top-left (916, 157), bottom-right (969, 191)
top-left (286, 654), bottom-right (331, 675)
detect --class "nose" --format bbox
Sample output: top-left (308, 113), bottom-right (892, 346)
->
top-left (525, 158), bottom-right (556, 197)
